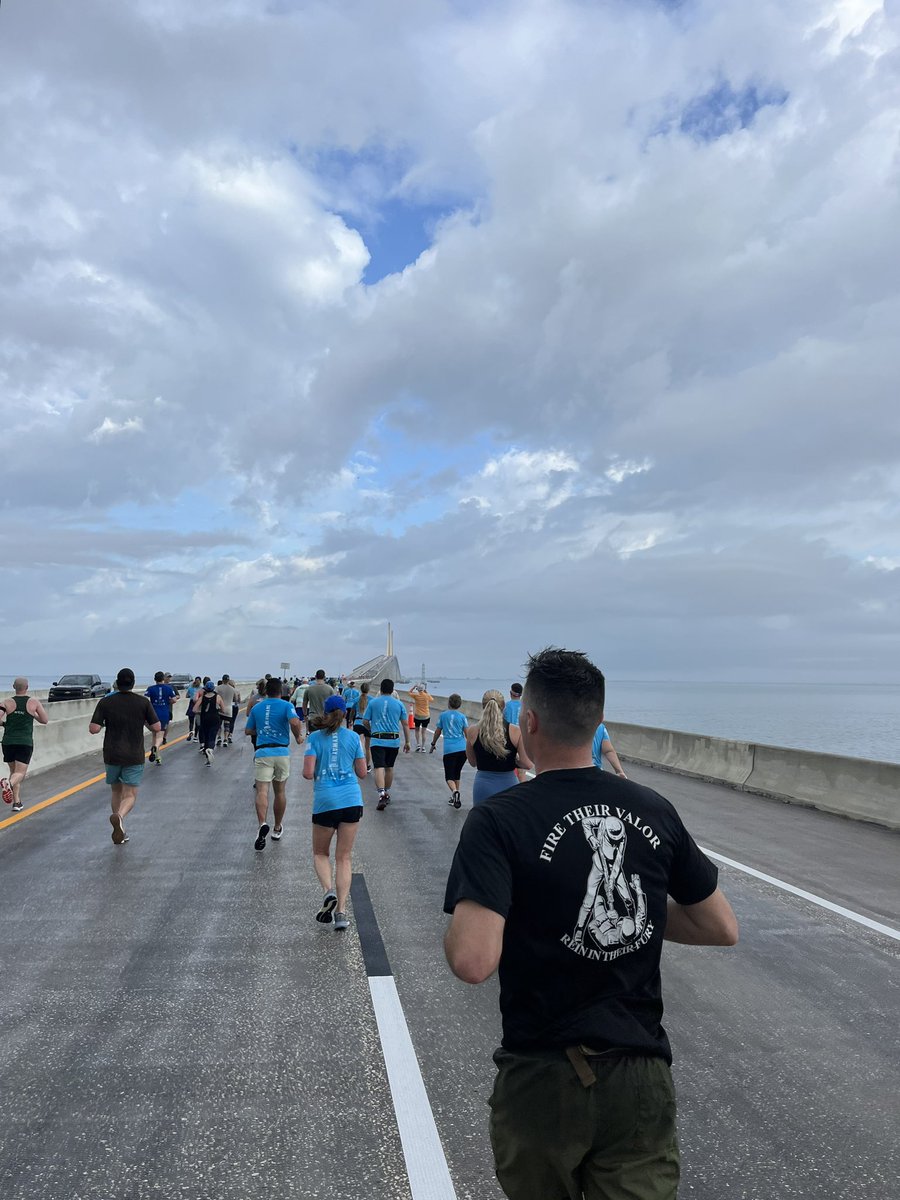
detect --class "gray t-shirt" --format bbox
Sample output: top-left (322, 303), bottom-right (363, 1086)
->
top-left (304, 681), bottom-right (334, 718)
top-left (216, 683), bottom-right (236, 710)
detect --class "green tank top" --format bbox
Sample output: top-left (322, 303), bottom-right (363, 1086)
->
top-left (3, 695), bottom-right (34, 747)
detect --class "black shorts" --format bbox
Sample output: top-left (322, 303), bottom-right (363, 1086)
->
top-left (414, 716), bottom-right (430, 729)
top-left (2, 744), bottom-right (33, 765)
top-left (312, 805), bottom-right (364, 828)
top-left (353, 723), bottom-right (368, 737)
top-left (443, 750), bottom-right (467, 781)
top-left (371, 745), bottom-right (399, 769)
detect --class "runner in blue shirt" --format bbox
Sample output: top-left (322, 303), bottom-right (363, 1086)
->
top-left (591, 722), bottom-right (628, 778)
top-left (364, 678), bottom-right (410, 810)
top-left (503, 683), bottom-right (523, 726)
top-left (245, 677), bottom-right (303, 850)
top-left (145, 671), bottom-right (177, 764)
top-left (342, 681), bottom-right (361, 729)
top-left (430, 693), bottom-right (469, 809)
top-left (302, 694), bottom-right (366, 931)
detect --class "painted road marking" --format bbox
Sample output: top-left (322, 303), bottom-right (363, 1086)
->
top-left (0, 733), bottom-right (190, 832)
top-left (702, 847), bottom-right (900, 943)
top-left (351, 874), bottom-right (458, 1200)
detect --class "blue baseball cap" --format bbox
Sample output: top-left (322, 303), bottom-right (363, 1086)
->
top-left (204, 681), bottom-right (216, 691)
top-left (324, 694), bottom-right (346, 713)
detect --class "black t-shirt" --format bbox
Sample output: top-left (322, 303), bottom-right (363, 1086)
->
top-left (444, 767), bottom-right (718, 1061)
top-left (91, 692), bottom-right (158, 766)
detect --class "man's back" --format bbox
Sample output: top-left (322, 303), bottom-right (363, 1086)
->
top-left (304, 681), bottom-right (334, 718)
top-left (217, 682), bottom-right (236, 709)
top-left (445, 767), bottom-right (717, 1058)
top-left (92, 693), bottom-right (157, 765)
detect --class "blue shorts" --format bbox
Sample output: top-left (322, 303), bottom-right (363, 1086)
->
top-left (153, 710), bottom-right (171, 729)
top-left (105, 763), bottom-right (145, 787)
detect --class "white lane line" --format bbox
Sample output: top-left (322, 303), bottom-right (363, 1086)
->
top-left (368, 974), bottom-right (459, 1200)
top-left (701, 847), bottom-right (900, 942)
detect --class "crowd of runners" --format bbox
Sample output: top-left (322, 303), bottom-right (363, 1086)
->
top-left (1, 652), bottom-right (736, 1200)
top-left (2, 668), bottom-right (628, 934)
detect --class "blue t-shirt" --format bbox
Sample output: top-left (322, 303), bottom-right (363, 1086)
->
top-left (591, 723), bottom-right (610, 769)
top-left (146, 683), bottom-right (176, 720)
top-left (304, 728), bottom-right (364, 813)
top-left (245, 698), bottom-right (297, 758)
top-left (436, 709), bottom-right (469, 754)
top-left (364, 694), bottom-right (407, 746)
top-left (343, 687), bottom-right (361, 710)
top-left (503, 698), bottom-right (522, 725)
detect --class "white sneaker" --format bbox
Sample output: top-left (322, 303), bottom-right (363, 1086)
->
top-left (271, 825), bottom-right (284, 840)
top-left (204, 748), bottom-right (213, 765)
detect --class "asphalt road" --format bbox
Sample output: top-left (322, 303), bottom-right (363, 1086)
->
top-left (1, 730), bottom-right (897, 1200)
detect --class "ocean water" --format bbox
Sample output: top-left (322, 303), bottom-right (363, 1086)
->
top-left (416, 678), bottom-right (900, 765)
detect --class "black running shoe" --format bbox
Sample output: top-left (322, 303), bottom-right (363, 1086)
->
top-left (148, 747), bottom-right (157, 763)
top-left (254, 823), bottom-right (269, 851)
top-left (315, 891), bottom-right (337, 923)
top-left (453, 791), bottom-right (462, 809)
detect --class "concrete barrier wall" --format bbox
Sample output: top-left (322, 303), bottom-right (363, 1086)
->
top-left (10, 681), bottom-right (259, 780)
top-left (398, 692), bottom-right (900, 832)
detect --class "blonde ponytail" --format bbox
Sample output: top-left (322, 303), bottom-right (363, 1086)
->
top-left (478, 690), bottom-right (508, 758)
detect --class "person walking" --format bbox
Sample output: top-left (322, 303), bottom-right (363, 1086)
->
top-left (1, 678), bottom-right (50, 812)
top-left (185, 676), bottom-right (202, 741)
top-left (410, 684), bottom-right (434, 751)
top-left (430, 693), bottom-right (469, 808)
top-left (244, 677), bottom-right (303, 850)
top-left (145, 671), bottom-right (177, 764)
top-left (302, 669), bottom-right (334, 734)
top-left (302, 694), bottom-right (366, 931)
top-left (342, 680), bottom-right (361, 729)
top-left (444, 647), bottom-right (738, 1200)
top-left (592, 721), bottom-right (627, 778)
top-left (352, 682), bottom-right (373, 773)
top-left (216, 675), bottom-right (237, 746)
top-left (89, 667), bottom-right (161, 844)
top-left (365, 678), bottom-right (409, 810)
top-left (465, 690), bottom-right (532, 806)
top-left (196, 682), bottom-right (227, 765)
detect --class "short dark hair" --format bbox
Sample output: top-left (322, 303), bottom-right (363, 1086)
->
top-left (154, 671), bottom-right (164, 682)
top-left (448, 693), bottom-right (462, 709)
top-left (510, 682), bottom-right (523, 697)
top-left (315, 669), bottom-right (326, 680)
top-left (523, 647), bottom-right (604, 746)
top-left (116, 667), bottom-right (135, 691)
top-left (266, 677), bottom-right (282, 697)
top-left (380, 678), bottom-right (394, 694)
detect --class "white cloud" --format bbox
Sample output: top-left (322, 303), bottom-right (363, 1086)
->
top-left (87, 417), bottom-right (144, 442)
top-left (0, 0), bottom-right (899, 680)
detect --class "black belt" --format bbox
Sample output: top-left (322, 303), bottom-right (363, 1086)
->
top-left (371, 731), bottom-right (399, 739)
top-left (256, 743), bottom-right (288, 750)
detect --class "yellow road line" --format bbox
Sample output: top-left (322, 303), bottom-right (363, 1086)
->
top-left (0, 732), bottom-right (189, 831)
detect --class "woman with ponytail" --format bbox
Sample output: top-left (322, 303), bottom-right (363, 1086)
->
top-left (465, 689), bottom-right (532, 806)
top-left (302, 693), bottom-right (367, 932)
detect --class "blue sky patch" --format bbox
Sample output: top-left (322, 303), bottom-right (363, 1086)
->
top-left (679, 80), bottom-right (788, 142)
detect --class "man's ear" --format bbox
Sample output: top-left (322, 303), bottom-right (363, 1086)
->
top-left (523, 706), bottom-right (538, 735)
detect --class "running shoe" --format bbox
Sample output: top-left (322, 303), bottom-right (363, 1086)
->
top-left (11, 800), bottom-right (24, 813)
top-left (148, 747), bottom-right (157, 763)
top-left (271, 825), bottom-right (283, 841)
top-left (155, 751), bottom-right (162, 766)
top-left (453, 791), bottom-right (462, 809)
top-left (333, 912), bottom-right (350, 932)
top-left (204, 748), bottom-right (213, 766)
top-left (316, 891), bottom-right (337, 923)
top-left (254, 823), bottom-right (269, 851)
top-left (1, 778), bottom-right (13, 805)
top-left (109, 813), bottom-right (127, 845)
top-left (162, 737), bottom-right (168, 745)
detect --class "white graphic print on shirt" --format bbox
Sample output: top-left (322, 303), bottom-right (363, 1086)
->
top-left (539, 804), bottom-right (658, 963)
top-left (571, 817), bottom-right (649, 953)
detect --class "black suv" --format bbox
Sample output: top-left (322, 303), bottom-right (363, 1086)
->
top-left (48, 674), bottom-right (110, 702)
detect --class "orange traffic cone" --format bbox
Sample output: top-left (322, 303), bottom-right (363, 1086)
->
top-left (408, 707), bottom-right (415, 729)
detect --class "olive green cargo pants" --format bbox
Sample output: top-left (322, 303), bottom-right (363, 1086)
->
top-left (489, 1048), bottom-right (680, 1200)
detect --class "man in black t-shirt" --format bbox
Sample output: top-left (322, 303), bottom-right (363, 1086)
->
top-left (90, 667), bottom-right (161, 846)
top-left (444, 648), bottom-right (738, 1200)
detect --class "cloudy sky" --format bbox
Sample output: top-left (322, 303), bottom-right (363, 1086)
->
top-left (1, 0), bottom-right (898, 684)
